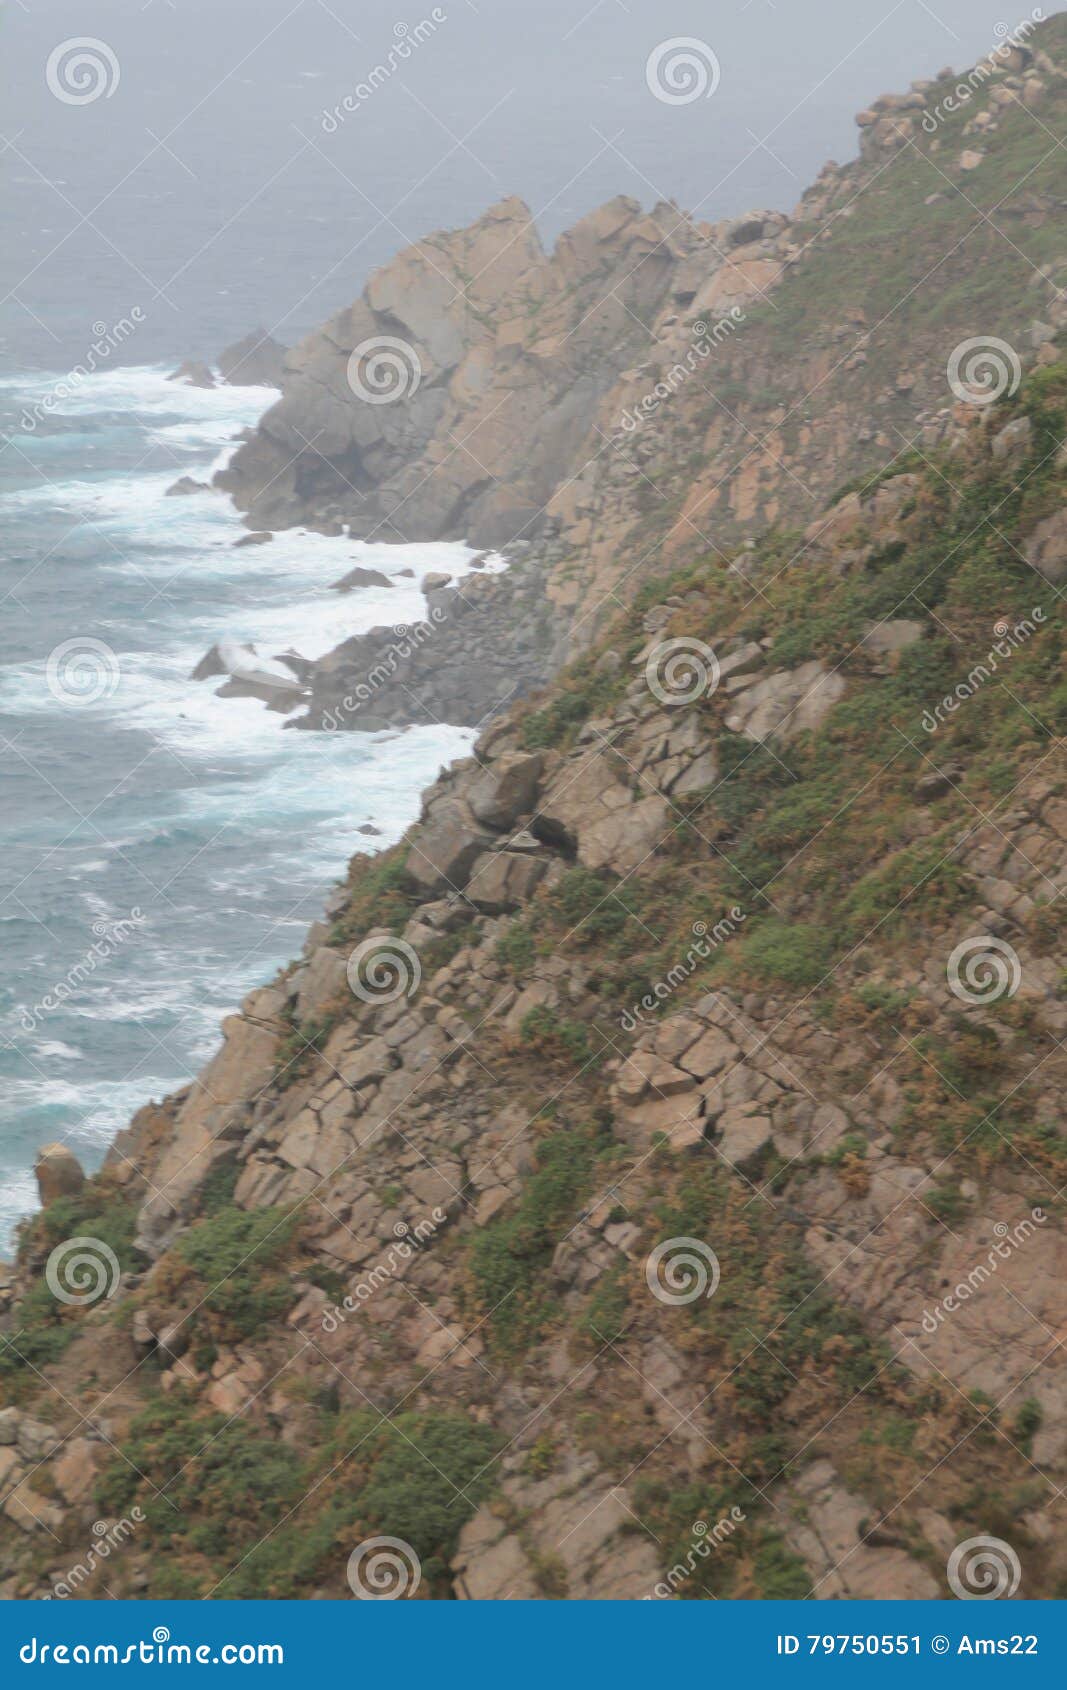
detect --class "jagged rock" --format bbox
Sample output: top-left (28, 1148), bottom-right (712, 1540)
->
top-left (218, 194), bottom-right (704, 548)
top-left (216, 329), bottom-right (287, 388)
top-left (715, 1106), bottom-right (773, 1171)
top-left (780, 1461), bottom-right (939, 1598)
top-left (165, 476), bottom-right (210, 497)
top-left (34, 1143), bottom-right (85, 1205)
top-left (15, 1418), bottom-right (58, 1461)
top-left (294, 947), bottom-right (350, 1022)
top-left (406, 796), bottom-right (494, 895)
top-left (137, 1010), bottom-right (283, 1252)
top-left (465, 849), bottom-right (547, 913)
top-left (453, 1454), bottom-right (661, 1599)
top-left (233, 530), bottom-right (274, 547)
top-left (468, 752), bottom-right (544, 830)
top-left (52, 1439), bottom-right (101, 1505)
top-left (579, 793), bottom-right (670, 873)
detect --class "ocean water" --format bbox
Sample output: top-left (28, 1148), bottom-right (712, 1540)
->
top-left (0, 365), bottom-right (487, 1249)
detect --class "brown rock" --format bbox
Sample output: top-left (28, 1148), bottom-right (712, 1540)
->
top-left (34, 1142), bottom-right (85, 1206)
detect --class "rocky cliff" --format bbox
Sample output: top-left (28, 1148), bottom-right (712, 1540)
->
top-left (1, 20), bottom-right (1066, 1603)
top-left (220, 18), bottom-right (1067, 727)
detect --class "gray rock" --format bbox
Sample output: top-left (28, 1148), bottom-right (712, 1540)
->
top-left (216, 329), bottom-right (287, 388)
top-left (167, 359), bottom-right (215, 389)
top-left (331, 566), bottom-right (392, 592)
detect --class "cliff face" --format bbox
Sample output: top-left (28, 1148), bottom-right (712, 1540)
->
top-left (217, 194), bottom-right (702, 551)
top-left (220, 21), bottom-right (1067, 735)
top-left (2, 21), bottom-right (1067, 1604)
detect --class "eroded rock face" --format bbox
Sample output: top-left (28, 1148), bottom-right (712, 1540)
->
top-left (136, 987), bottom-right (288, 1253)
top-left (218, 195), bottom-right (702, 547)
top-left (453, 1452), bottom-right (662, 1599)
top-left (34, 1144), bottom-right (85, 1207)
top-left (723, 660), bottom-right (846, 744)
top-left (780, 1462), bottom-right (939, 1599)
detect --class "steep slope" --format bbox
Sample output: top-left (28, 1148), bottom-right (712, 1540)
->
top-left (1, 344), bottom-right (1065, 1599)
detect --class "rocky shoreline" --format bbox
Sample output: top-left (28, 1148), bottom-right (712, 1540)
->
top-left (2, 18), bottom-right (1066, 1600)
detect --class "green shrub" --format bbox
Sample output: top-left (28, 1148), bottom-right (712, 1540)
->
top-left (173, 1205), bottom-right (297, 1339)
top-left (742, 918), bottom-right (834, 989)
top-left (470, 1126), bottom-right (598, 1351)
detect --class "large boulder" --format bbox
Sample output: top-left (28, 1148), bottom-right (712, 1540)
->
top-left (464, 849), bottom-right (547, 913)
top-left (724, 660), bottom-right (846, 743)
top-left (467, 752), bottom-right (544, 830)
top-left (34, 1143), bottom-right (85, 1206)
top-left (406, 797), bottom-right (493, 895)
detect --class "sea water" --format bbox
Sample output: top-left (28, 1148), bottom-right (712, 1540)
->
top-left (0, 365), bottom-right (488, 1248)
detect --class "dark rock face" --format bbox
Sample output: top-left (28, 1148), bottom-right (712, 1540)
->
top-left (165, 476), bottom-right (211, 497)
top-left (216, 329), bottom-right (287, 389)
top-left (292, 555), bottom-right (556, 733)
top-left (331, 565), bottom-right (392, 592)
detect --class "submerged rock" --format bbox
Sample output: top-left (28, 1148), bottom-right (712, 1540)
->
top-left (167, 359), bottom-right (215, 389)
